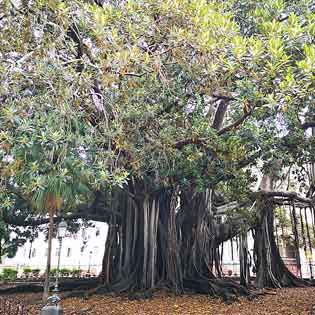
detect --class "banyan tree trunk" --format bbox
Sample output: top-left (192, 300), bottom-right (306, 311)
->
top-left (99, 184), bottom-right (250, 298)
top-left (100, 183), bottom-right (183, 293)
top-left (178, 189), bottom-right (250, 299)
top-left (254, 198), bottom-right (306, 289)
top-left (179, 190), bottom-right (213, 280)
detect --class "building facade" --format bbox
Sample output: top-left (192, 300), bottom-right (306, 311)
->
top-left (1, 219), bottom-right (314, 279)
top-left (1, 221), bottom-right (108, 276)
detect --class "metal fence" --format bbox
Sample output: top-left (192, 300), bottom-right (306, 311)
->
top-left (0, 297), bottom-right (27, 315)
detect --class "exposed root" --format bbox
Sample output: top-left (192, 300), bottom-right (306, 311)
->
top-left (183, 278), bottom-right (252, 303)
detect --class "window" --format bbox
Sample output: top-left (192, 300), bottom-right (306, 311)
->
top-left (82, 229), bottom-right (87, 240)
top-left (93, 246), bottom-right (99, 254)
top-left (31, 248), bottom-right (36, 258)
top-left (284, 245), bottom-right (297, 259)
top-left (66, 248), bottom-right (72, 257)
top-left (96, 228), bottom-right (100, 237)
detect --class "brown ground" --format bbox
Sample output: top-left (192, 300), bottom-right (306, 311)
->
top-left (9, 287), bottom-right (315, 315)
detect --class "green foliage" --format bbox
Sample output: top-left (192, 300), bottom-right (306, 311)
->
top-left (50, 268), bottom-right (57, 277)
top-left (60, 268), bottom-right (71, 277)
top-left (23, 267), bottom-right (32, 276)
top-left (1, 268), bottom-right (18, 281)
top-left (0, 219), bottom-right (27, 261)
top-left (71, 268), bottom-right (81, 277)
top-left (0, 0), bottom-right (314, 227)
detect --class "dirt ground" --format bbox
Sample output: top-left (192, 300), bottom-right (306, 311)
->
top-left (9, 287), bottom-right (315, 315)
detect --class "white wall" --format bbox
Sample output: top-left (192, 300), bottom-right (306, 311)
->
top-left (2, 221), bottom-right (108, 275)
top-left (2, 217), bottom-right (314, 279)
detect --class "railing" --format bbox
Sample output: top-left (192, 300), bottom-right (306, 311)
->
top-left (0, 297), bottom-right (27, 315)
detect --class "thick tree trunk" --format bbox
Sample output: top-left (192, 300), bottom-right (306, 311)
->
top-left (100, 184), bottom-right (178, 293)
top-left (177, 189), bottom-right (250, 299)
top-left (254, 198), bottom-right (305, 289)
top-left (99, 183), bottom-right (251, 299)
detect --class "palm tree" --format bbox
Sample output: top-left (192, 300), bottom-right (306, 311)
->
top-left (32, 173), bottom-right (90, 301)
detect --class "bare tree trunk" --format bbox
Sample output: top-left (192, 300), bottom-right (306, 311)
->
top-left (0, 239), bottom-right (2, 264)
top-left (43, 210), bottom-right (54, 302)
top-left (254, 198), bottom-right (306, 288)
top-left (239, 225), bottom-right (249, 287)
top-left (290, 202), bottom-right (302, 278)
top-left (304, 207), bottom-right (313, 278)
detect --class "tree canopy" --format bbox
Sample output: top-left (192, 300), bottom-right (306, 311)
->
top-left (1, 0), bottom-right (315, 297)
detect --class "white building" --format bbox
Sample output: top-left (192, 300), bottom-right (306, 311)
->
top-left (1, 221), bottom-right (108, 276)
top-left (1, 217), bottom-right (314, 279)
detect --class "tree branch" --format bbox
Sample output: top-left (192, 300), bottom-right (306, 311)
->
top-left (301, 122), bottom-right (315, 129)
top-left (256, 190), bottom-right (312, 204)
top-left (212, 100), bottom-right (229, 130)
top-left (212, 94), bottom-right (236, 101)
top-left (174, 138), bottom-right (207, 149)
top-left (3, 208), bottom-right (120, 227)
top-left (217, 109), bottom-right (253, 135)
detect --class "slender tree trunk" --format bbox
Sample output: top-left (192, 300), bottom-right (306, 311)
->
top-left (0, 239), bottom-right (2, 264)
top-left (305, 207), bottom-right (313, 278)
top-left (239, 226), bottom-right (249, 287)
top-left (43, 210), bottom-right (54, 302)
top-left (290, 203), bottom-right (302, 278)
top-left (28, 240), bottom-right (33, 259)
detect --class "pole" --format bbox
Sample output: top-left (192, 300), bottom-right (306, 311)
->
top-left (88, 251), bottom-right (92, 273)
top-left (54, 237), bottom-right (63, 292)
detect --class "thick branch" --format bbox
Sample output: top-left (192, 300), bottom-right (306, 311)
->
top-left (212, 94), bottom-right (236, 101)
top-left (257, 190), bottom-right (312, 204)
top-left (174, 138), bottom-right (206, 149)
top-left (212, 100), bottom-right (229, 130)
top-left (3, 212), bottom-right (109, 227)
top-left (301, 122), bottom-right (315, 129)
top-left (215, 201), bottom-right (239, 215)
top-left (218, 109), bottom-right (253, 135)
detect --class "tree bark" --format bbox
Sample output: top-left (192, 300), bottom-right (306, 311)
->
top-left (254, 198), bottom-right (305, 288)
top-left (43, 210), bottom-right (54, 302)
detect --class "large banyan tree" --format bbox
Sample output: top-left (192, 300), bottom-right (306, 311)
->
top-left (1, 0), bottom-right (315, 299)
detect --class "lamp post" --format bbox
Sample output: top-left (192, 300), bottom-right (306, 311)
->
top-left (88, 250), bottom-right (92, 274)
top-left (54, 219), bottom-right (68, 293)
top-left (41, 219), bottom-right (67, 315)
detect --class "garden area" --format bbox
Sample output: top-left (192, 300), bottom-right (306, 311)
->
top-left (2, 0), bottom-right (315, 314)
top-left (2, 287), bottom-right (314, 315)
top-left (0, 267), bottom-right (89, 282)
